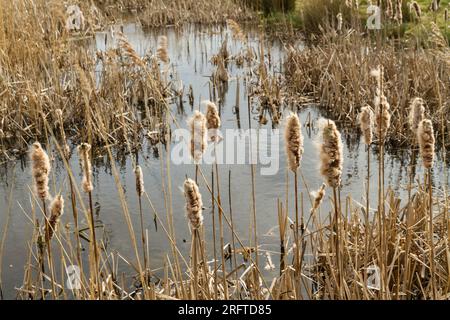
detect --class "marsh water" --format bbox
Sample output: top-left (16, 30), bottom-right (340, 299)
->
top-left (0, 23), bottom-right (448, 299)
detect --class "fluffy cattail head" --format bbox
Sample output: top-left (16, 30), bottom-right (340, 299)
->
top-left (410, 1), bottom-right (421, 18)
top-left (134, 165), bottom-right (144, 197)
top-left (189, 111), bottom-right (207, 163)
top-left (374, 95), bottom-right (391, 143)
top-left (284, 113), bottom-right (304, 172)
top-left (46, 195), bottom-right (64, 242)
top-left (311, 183), bottom-right (326, 212)
top-left (205, 100), bottom-right (221, 129)
top-left (31, 142), bottom-right (51, 200)
top-left (156, 35), bottom-right (168, 64)
top-left (319, 120), bottom-right (343, 188)
top-left (358, 105), bottom-right (374, 145)
top-left (408, 97), bottom-right (425, 134)
top-left (183, 178), bottom-right (203, 229)
top-left (55, 109), bottom-right (70, 158)
top-left (417, 119), bottom-right (435, 169)
top-left (77, 143), bottom-right (93, 193)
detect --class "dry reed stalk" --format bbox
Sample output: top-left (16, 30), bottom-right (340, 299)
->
top-left (358, 105), bottom-right (374, 287)
top-left (134, 165), bottom-right (149, 282)
top-left (417, 118), bottom-right (436, 299)
top-left (77, 143), bottom-right (101, 298)
top-left (284, 113), bottom-right (304, 294)
top-left (30, 141), bottom-right (57, 298)
top-left (319, 119), bottom-right (344, 297)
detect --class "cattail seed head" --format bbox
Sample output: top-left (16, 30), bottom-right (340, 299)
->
top-left (374, 95), bottom-right (391, 143)
top-left (408, 97), bottom-right (425, 134)
top-left (417, 119), bottom-right (435, 169)
top-left (189, 111), bottom-right (207, 163)
top-left (46, 195), bottom-right (64, 242)
top-left (77, 143), bottom-right (93, 193)
top-left (358, 105), bottom-right (374, 145)
top-left (205, 101), bottom-right (221, 130)
top-left (284, 113), bottom-right (304, 172)
top-left (55, 108), bottom-right (70, 158)
top-left (311, 183), bottom-right (326, 212)
top-left (156, 36), bottom-right (168, 64)
top-left (410, 1), bottom-right (421, 18)
top-left (183, 178), bottom-right (203, 229)
top-left (205, 100), bottom-right (221, 142)
top-left (31, 142), bottom-right (51, 200)
top-left (134, 165), bottom-right (144, 197)
top-left (319, 120), bottom-right (343, 188)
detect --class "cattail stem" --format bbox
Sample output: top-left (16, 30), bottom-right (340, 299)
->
top-left (333, 187), bottom-right (342, 299)
top-left (428, 169), bottom-right (436, 299)
top-left (43, 200), bottom-right (57, 300)
top-left (228, 170), bottom-right (239, 298)
top-left (137, 194), bottom-right (148, 284)
top-left (211, 167), bottom-right (219, 299)
top-left (88, 191), bottom-right (101, 299)
top-left (215, 153), bottom-right (228, 299)
top-left (294, 170), bottom-right (301, 296)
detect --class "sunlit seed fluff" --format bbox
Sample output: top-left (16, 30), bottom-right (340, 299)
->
top-left (46, 195), bottom-right (64, 242)
top-left (183, 178), bottom-right (203, 229)
top-left (77, 143), bottom-right (93, 193)
top-left (134, 165), bottom-right (144, 197)
top-left (156, 35), bottom-right (168, 64)
top-left (358, 105), bottom-right (374, 145)
top-left (319, 120), bottom-right (343, 188)
top-left (374, 95), bottom-right (391, 143)
top-left (408, 97), bottom-right (425, 133)
top-left (31, 142), bottom-right (51, 200)
top-left (417, 119), bottom-right (435, 169)
top-left (311, 183), bottom-right (326, 212)
top-left (284, 114), bottom-right (304, 172)
top-left (189, 111), bottom-right (207, 163)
